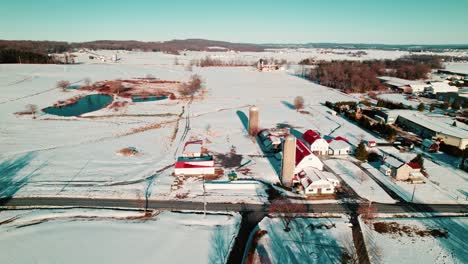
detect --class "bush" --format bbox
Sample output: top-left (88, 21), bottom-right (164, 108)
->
top-left (178, 74), bottom-right (203, 96)
top-left (56, 80), bottom-right (70, 91)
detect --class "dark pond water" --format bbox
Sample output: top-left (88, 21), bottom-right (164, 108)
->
top-left (131, 95), bottom-right (168, 103)
top-left (43, 94), bottom-right (113, 117)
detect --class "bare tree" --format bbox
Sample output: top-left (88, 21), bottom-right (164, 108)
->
top-left (108, 81), bottom-right (125, 95)
top-left (174, 57), bottom-right (179, 65)
top-left (56, 80), bottom-right (70, 91)
top-left (294, 96), bottom-right (305, 111)
top-left (26, 104), bottom-right (38, 119)
top-left (269, 198), bottom-right (307, 232)
top-left (178, 74), bottom-right (203, 96)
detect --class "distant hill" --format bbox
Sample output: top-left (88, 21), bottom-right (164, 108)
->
top-left (262, 42), bottom-right (468, 51)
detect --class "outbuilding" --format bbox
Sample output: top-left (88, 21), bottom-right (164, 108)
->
top-left (302, 130), bottom-right (329, 155)
top-left (328, 139), bottom-right (352, 155)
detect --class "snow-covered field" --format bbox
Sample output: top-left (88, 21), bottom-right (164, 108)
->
top-left (324, 158), bottom-right (395, 203)
top-left (360, 216), bottom-right (468, 264)
top-left (0, 50), bottom-right (364, 202)
top-left (251, 215), bottom-right (355, 264)
top-left (0, 209), bottom-right (240, 264)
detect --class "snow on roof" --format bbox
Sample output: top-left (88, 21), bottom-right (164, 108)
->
top-left (384, 156), bottom-right (404, 168)
top-left (302, 130), bottom-right (321, 145)
top-left (379, 76), bottom-right (425, 86)
top-left (296, 139), bottom-right (312, 166)
top-left (397, 111), bottom-right (468, 139)
top-left (329, 139), bottom-right (351, 150)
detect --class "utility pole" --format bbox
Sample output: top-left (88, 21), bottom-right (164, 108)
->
top-left (203, 175), bottom-right (206, 217)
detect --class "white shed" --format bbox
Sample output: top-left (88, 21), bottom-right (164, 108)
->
top-left (328, 140), bottom-right (352, 155)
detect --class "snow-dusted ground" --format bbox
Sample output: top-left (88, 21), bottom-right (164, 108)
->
top-left (377, 93), bottom-right (421, 108)
top-left (0, 209), bottom-right (241, 264)
top-left (251, 215), bottom-right (355, 264)
top-left (444, 62), bottom-right (468, 75)
top-left (360, 216), bottom-right (468, 264)
top-left (324, 158), bottom-right (395, 203)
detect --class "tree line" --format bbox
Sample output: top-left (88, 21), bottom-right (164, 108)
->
top-left (307, 55), bottom-right (444, 93)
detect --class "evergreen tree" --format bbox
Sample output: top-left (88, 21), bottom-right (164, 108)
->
top-left (355, 142), bottom-right (369, 161)
top-left (417, 103), bottom-right (425, 112)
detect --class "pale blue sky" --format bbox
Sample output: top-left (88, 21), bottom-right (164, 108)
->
top-left (1, 0), bottom-right (468, 44)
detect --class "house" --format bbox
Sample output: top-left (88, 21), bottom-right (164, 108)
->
top-left (381, 155), bottom-right (423, 181)
top-left (328, 139), bottom-right (352, 155)
top-left (293, 167), bottom-right (336, 195)
top-left (294, 139), bottom-right (324, 174)
top-left (302, 130), bottom-right (329, 155)
top-left (421, 139), bottom-right (440, 153)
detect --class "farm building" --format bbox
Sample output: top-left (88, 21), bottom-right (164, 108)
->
top-left (395, 111), bottom-right (468, 149)
top-left (378, 76), bottom-right (427, 93)
top-left (258, 128), bottom-right (288, 153)
top-left (174, 141), bottom-right (215, 176)
top-left (293, 167), bottom-right (337, 195)
top-left (174, 156), bottom-right (215, 176)
top-left (421, 139), bottom-right (440, 153)
top-left (302, 130), bottom-right (329, 155)
top-left (294, 139), bottom-right (323, 174)
top-left (328, 139), bottom-right (352, 155)
top-left (425, 82), bottom-right (459, 95)
top-left (380, 155), bottom-right (424, 182)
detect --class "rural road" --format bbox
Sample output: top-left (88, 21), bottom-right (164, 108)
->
top-left (0, 197), bottom-right (467, 214)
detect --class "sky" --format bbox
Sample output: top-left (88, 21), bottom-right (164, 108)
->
top-left (1, 0), bottom-right (468, 44)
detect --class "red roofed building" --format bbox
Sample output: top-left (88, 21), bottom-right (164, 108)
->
top-left (294, 139), bottom-right (323, 173)
top-left (302, 130), bottom-right (329, 155)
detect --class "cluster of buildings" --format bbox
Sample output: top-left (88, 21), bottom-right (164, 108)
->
top-left (378, 76), bottom-right (459, 95)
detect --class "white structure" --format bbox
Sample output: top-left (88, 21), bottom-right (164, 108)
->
top-left (302, 130), bottom-right (329, 155)
top-left (182, 140), bottom-right (203, 158)
top-left (174, 158), bottom-right (215, 176)
top-left (426, 82), bottom-right (458, 94)
top-left (294, 140), bottom-right (324, 174)
top-left (295, 167), bottom-right (336, 195)
top-left (409, 84), bottom-right (430, 94)
top-left (328, 140), bottom-right (352, 155)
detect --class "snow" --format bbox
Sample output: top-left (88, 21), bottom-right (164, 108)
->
top-left (360, 216), bottom-right (468, 264)
top-left (377, 93), bottom-right (421, 108)
top-left (252, 215), bottom-right (355, 264)
top-left (444, 62), bottom-right (468, 76)
top-left (324, 158), bottom-right (395, 203)
top-left (0, 209), bottom-right (241, 264)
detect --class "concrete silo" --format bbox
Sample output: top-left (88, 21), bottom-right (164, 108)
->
top-left (281, 135), bottom-right (296, 187)
top-left (249, 106), bottom-right (259, 136)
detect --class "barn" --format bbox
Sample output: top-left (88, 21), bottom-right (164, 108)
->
top-left (174, 156), bottom-right (215, 176)
top-left (294, 167), bottom-right (336, 195)
top-left (294, 139), bottom-right (324, 173)
top-left (302, 130), bottom-right (329, 155)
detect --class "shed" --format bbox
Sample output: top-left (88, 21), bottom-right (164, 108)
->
top-left (328, 140), bottom-right (352, 155)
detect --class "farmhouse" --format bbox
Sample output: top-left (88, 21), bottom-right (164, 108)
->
top-left (302, 129), bottom-right (329, 155)
top-left (293, 167), bottom-right (337, 195)
top-left (380, 155), bottom-right (424, 182)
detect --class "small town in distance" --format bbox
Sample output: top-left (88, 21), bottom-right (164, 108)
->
top-left (0, 1), bottom-right (467, 264)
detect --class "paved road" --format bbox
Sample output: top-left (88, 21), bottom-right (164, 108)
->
top-left (1, 197), bottom-right (467, 214)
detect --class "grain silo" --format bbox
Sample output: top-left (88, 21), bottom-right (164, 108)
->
top-left (281, 135), bottom-right (296, 187)
top-left (249, 106), bottom-right (259, 136)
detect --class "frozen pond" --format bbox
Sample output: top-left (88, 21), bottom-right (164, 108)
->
top-left (42, 94), bottom-right (113, 116)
